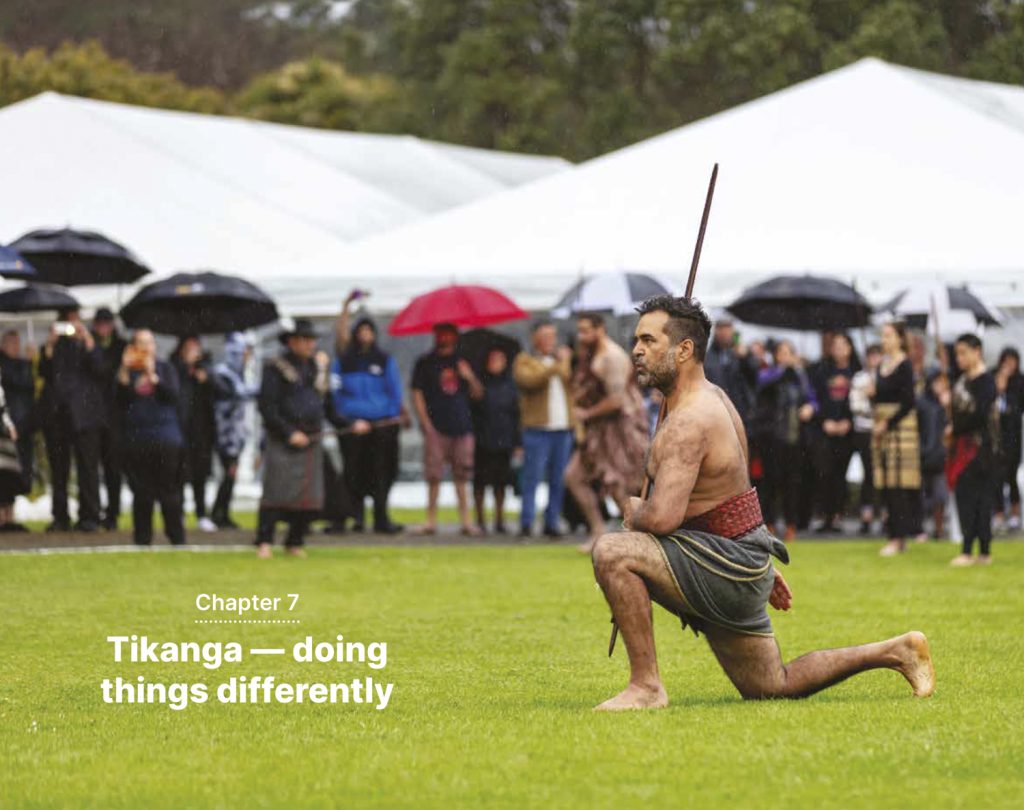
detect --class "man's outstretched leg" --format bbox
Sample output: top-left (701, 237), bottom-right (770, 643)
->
top-left (591, 532), bottom-right (691, 710)
top-left (704, 626), bottom-right (935, 700)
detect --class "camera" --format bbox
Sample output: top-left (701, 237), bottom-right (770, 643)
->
top-left (53, 322), bottom-right (77, 337)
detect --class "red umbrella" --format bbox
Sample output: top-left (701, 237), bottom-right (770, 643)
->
top-left (388, 284), bottom-right (528, 336)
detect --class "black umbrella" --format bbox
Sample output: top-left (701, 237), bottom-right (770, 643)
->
top-left (9, 227), bottom-right (151, 286)
top-left (0, 284), bottom-right (80, 313)
top-left (458, 328), bottom-right (522, 374)
top-left (0, 246), bottom-right (37, 281)
top-left (120, 271), bottom-right (278, 336)
top-left (551, 272), bottom-right (672, 318)
top-left (881, 283), bottom-right (1001, 328)
top-left (726, 275), bottom-right (872, 331)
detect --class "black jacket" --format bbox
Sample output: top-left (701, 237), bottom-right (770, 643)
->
top-left (998, 372), bottom-right (1024, 446)
top-left (93, 332), bottom-right (128, 421)
top-left (754, 366), bottom-right (816, 446)
top-left (0, 355), bottom-right (35, 433)
top-left (259, 353), bottom-right (326, 441)
top-left (38, 336), bottom-right (106, 433)
top-left (472, 372), bottom-right (521, 451)
top-left (704, 342), bottom-right (759, 425)
top-left (172, 354), bottom-right (216, 451)
top-left (917, 392), bottom-right (947, 475)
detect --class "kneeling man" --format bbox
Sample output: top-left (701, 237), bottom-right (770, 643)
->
top-left (592, 295), bottom-right (935, 710)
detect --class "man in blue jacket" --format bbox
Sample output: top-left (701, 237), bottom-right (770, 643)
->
top-left (331, 302), bottom-right (405, 534)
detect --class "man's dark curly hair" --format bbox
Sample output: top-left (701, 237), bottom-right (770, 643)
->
top-left (635, 295), bottom-right (712, 362)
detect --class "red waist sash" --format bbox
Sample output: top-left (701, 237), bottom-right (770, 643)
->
top-left (679, 488), bottom-right (764, 539)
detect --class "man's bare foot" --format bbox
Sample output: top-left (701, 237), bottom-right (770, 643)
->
top-left (949, 553), bottom-right (974, 567)
top-left (892, 631), bottom-right (935, 698)
top-left (284, 546), bottom-right (307, 558)
top-left (594, 682), bottom-right (669, 711)
top-left (975, 554), bottom-right (993, 566)
top-left (256, 543), bottom-right (273, 559)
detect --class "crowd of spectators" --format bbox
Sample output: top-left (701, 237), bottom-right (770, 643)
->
top-left (0, 293), bottom-right (1020, 567)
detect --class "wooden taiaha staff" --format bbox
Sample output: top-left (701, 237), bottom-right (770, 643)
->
top-left (608, 163), bottom-right (719, 656)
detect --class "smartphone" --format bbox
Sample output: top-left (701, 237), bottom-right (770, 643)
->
top-left (53, 322), bottom-right (76, 337)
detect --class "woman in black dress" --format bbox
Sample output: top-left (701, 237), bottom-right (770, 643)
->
top-left (871, 322), bottom-right (922, 556)
top-left (471, 348), bottom-right (520, 534)
top-left (993, 347), bottom-right (1024, 532)
top-left (815, 332), bottom-right (860, 532)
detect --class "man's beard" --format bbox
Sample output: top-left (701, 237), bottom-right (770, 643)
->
top-left (637, 352), bottom-right (678, 393)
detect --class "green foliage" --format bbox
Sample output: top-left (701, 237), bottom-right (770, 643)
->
top-left (824, 0), bottom-right (952, 71)
top-left (965, 2), bottom-right (1024, 84)
top-left (2, 1), bottom-right (1024, 159)
top-left (0, 39), bottom-right (225, 111)
top-left (233, 57), bottom-right (405, 131)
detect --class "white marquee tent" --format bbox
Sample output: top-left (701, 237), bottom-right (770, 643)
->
top-left (0, 92), bottom-right (568, 309)
top-left (336, 58), bottom-right (1024, 313)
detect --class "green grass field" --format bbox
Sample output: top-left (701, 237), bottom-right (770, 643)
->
top-left (2, 541), bottom-right (1023, 809)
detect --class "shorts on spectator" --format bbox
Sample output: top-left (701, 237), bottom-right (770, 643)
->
top-left (424, 431), bottom-right (474, 483)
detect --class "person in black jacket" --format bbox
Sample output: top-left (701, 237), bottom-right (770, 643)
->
top-left (256, 319), bottom-right (330, 558)
top-left (0, 331), bottom-right (36, 531)
top-left (813, 333), bottom-right (859, 533)
top-left (993, 347), bottom-right (1024, 532)
top-left (471, 348), bottom-right (521, 534)
top-left (753, 341), bottom-right (818, 541)
top-left (92, 308), bottom-right (128, 530)
top-left (38, 307), bottom-right (105, 532)
top-left (703, 317), bottom-right (759, 428)
top-left (916, 370), bottom-right (949, 540)
top-left (171, 336), bottom-right (216, 532)
top-left (116, 329), bottom-right (186, 546)
top-left (947, 333), bottom-right (998, 566)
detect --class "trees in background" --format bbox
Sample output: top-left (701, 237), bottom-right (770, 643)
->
top-left (2, 1), bottom-right (1024, 159)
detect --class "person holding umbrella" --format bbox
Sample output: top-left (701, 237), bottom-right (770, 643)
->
top-left (753, 340), bottom-right (819, 541)
top-left (38, 306), bottom-right (105, 533)
top-left (410, 323), bottom-right (484, 536)
top-left (91, 307), bottom-right (128, 530)
top-left (171, 335), bottom-right (216, 532)
top-left (256, 319), bottom-right (330, 558)
top-left (116, 329), bottom-right (186, 546)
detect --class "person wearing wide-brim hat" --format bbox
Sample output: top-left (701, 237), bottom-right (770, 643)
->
top-left (256, 318), bottom-right (330, 558)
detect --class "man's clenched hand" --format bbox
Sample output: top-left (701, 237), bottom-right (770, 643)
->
top-left (769, 570), bottom-right (793, 611)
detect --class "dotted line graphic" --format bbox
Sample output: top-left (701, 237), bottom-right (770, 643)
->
top-left (193, 620), bottom-right (302, 624)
